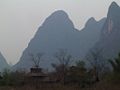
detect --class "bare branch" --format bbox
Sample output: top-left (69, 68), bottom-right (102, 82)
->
top-left (28, 52), bottom-right (44, 68)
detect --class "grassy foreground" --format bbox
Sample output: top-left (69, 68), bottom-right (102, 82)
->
top-left (0, 82), bottom-right (120, 90)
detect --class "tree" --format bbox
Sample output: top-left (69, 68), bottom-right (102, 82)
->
top-left (54, 49), bottom-right (72, 67)
top-left (86, 47), bottom-right (106, 82)
top-left (52, 49), bottom-right (73, 84)
top-left (29, 53), bottom-right (44, 68)
top-left (109, 53), bottom-right (120, 73)
top-left (67, 61), bottom-right (87, 83)
top-left (76, 60), bottom-right (86, 69)
top-left (108, 53), bottom-right (120, 83)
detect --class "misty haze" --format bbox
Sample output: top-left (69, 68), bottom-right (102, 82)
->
top-left (0, 0), bottom-right (120, 90)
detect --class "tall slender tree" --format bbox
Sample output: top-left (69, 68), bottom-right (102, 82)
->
top-left (52, 49), bottom-right (73, 84)
top-left (86, 47), bottom-right (106, 82)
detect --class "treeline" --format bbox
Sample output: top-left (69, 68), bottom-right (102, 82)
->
top-left (0, 49), bottom-right (120, 88)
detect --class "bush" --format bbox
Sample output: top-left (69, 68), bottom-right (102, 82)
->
top-left (0, 69), bottom-right (25, 86)
top-left (107, 53), bottom-right (120, 83)
top-left (65, 61), bottom-right (94, 88)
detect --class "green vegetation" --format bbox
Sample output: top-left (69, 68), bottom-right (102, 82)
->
top-left (109, 53), bottom-right (120, 73)
top-left (107, 53), bottom-right (120, 83)
top-left (0, 69), bottom-right (25, 86)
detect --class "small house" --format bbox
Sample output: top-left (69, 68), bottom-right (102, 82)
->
top-left (30, 68), bottom-right (47, 80)
top-left (25, 67), bottom-right (48, 84)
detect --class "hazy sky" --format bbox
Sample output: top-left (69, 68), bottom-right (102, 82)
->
top-left (0, 0), bottom-right (120, 65)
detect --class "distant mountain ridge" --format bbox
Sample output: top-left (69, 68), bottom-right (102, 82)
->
top-left (0, 52), bottom-right (9, 71)
top-left (13, 10), bottom-right (105, 71)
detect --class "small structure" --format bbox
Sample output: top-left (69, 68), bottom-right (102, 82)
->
top-left (25, 67), bottom-right (48, 84)
top-left (30, 68), bottom-right (47, 80)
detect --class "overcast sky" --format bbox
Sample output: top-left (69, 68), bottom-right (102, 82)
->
top-left (0, 0), bottom-right (120, 65)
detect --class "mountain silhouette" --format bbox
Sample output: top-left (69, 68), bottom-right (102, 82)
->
top-left (13, 10), bottom-right (105, 71)
top-left (0, 52), bottom-right (9, 71)
top-left (93, 2), bottom-right (120, 60)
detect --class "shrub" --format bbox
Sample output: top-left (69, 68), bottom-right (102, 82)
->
top-left (0, 69), bottom-right (25, 86)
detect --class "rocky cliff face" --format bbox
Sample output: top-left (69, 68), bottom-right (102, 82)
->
top-left (93, 2), bottom-right (120, 59)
